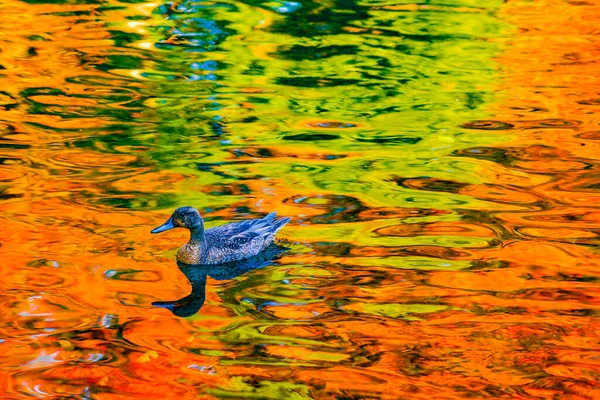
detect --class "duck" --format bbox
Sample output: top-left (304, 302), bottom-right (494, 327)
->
top-left (151, 206), bottom-right (290, 265)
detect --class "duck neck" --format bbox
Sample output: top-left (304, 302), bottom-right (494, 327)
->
top-left (188, 221), bottom-right (206, 248)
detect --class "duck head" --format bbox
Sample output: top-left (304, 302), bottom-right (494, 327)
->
top-left (151, 206), bottom-right (204, 234)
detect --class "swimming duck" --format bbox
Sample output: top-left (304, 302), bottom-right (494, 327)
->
top-left (151, 206), bottom-right (290, 265)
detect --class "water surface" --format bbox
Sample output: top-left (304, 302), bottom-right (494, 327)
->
top-left (0, 0), bottom-right (599, 398)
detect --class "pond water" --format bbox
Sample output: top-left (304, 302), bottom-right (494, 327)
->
top-left (1, 0), bottom-right (599, 398)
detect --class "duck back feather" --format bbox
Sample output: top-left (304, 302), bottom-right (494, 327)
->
top-left (184, 213), bottom-right (290, 265)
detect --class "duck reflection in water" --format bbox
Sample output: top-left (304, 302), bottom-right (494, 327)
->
top-left (152, 243), bottom-right (288, 317)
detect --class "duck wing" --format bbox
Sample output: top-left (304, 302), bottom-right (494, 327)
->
top-left (208, 213), bottom-right (289, 250)
top-left (201, 213), bottom-right (290, 263)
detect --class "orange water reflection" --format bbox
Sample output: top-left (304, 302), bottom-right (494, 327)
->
top-left (1, 0), bottom-right (600, 398)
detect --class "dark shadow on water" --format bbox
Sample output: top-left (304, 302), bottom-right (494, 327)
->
top-left (152, 243), bottom-right (288, 317)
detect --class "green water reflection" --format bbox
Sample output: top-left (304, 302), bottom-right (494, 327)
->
top-left (83, 0), bottom-right (512, 216)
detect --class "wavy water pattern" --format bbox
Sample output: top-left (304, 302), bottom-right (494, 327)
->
top-left (0, 0), bottom-right (599, 398)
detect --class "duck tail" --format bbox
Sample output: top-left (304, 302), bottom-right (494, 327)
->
top-left (272, 216), bottom-right (290, 233)
top-left (263, 212), bottom-right (277, 222)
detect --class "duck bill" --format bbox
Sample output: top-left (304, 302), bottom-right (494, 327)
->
top-left (151, 218), bottom-right (175, 234)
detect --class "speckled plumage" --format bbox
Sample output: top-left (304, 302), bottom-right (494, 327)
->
top-left (151, 206), bottom-right (290, 265)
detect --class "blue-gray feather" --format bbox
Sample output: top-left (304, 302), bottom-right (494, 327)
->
top-left (201, 213), bottom-right (290, 264)
top-left (152, 207), bottom-right (290, 266)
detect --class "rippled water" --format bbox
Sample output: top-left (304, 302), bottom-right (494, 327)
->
top-left (1, 0), bottom-right (599, 398)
